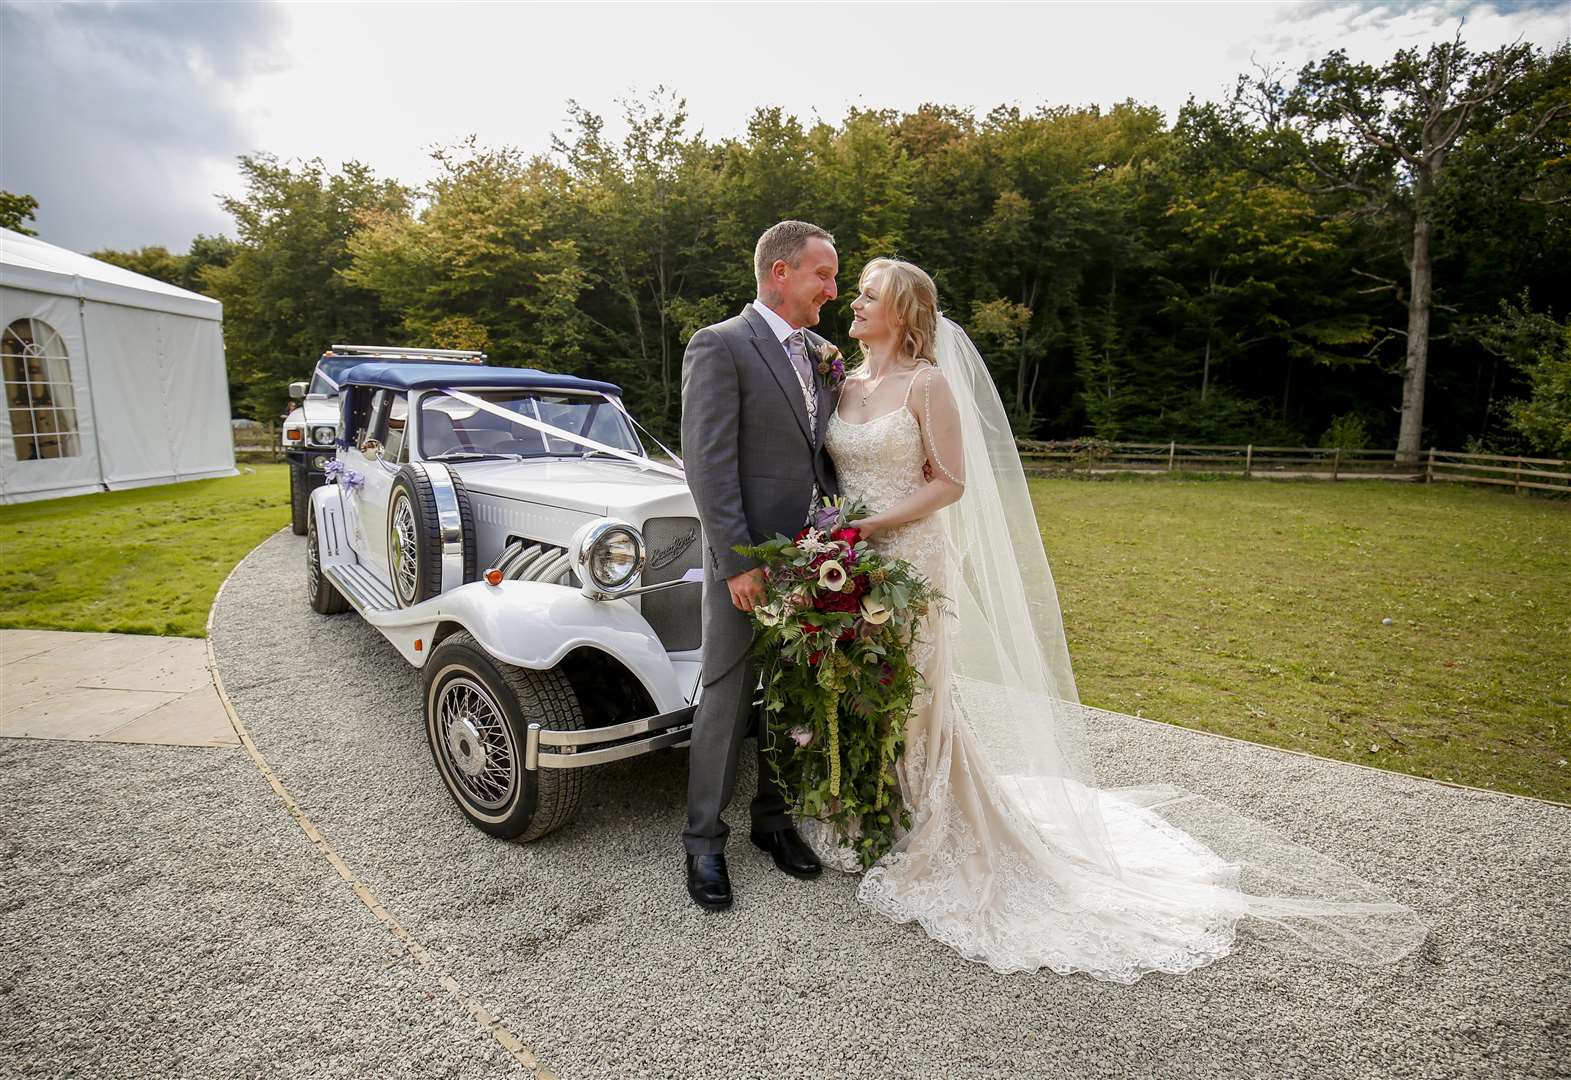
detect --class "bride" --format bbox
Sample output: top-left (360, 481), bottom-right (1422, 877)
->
top-left (799, 257), bottom-right (1428, 983)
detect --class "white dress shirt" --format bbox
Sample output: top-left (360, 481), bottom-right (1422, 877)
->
top-left (751, 300), bottom-right (817, 396)
top-left (750, 299), bottom-right (798, 345)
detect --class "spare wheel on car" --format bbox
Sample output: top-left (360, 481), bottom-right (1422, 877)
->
top-left (387, 462), bottom-right (477, 605)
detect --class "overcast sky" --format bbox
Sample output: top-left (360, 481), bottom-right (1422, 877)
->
top-left (4, 0), bottom-right (1566, 254)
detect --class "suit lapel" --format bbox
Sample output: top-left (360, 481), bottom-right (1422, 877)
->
top-left (742, 304), bottom-right (813, 444)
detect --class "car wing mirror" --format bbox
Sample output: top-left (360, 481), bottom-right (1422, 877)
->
top-left (359, 437), bottom-right (384, 460)
top-left (289, 381), bottom-right (309, 398)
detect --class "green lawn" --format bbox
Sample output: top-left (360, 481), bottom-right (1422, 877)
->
top-left (1035, 477), bottom-right (1571, 803)
top-left (0, 465), bottom-right (292, 638)
top-left (3, 466), bottom-right (1566, 801)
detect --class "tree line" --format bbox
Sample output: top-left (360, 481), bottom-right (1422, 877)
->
top-left (18, 34), bottom-right (1567, 456)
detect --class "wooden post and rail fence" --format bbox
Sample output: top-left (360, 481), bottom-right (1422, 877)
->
top-left (231, 421), bottom-right (283, 463)
top-left (1014, 440), bottom-right (1571, 495)
top-left (233, 423), bottom-right (1570, 496)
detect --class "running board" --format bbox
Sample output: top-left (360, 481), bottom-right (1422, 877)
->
top-left (323, 563), bottom-right (398, 614)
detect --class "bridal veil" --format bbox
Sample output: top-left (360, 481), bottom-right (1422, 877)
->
top-left (857, 316), bottom-right (1428, 981)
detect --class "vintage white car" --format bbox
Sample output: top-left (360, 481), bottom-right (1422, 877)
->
top-left (305, 361), bottom-right (703, 841)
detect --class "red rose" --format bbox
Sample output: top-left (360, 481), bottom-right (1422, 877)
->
top-left (808, 650), bottom-right (824, 665)
top-left (832, 527), bottom-right (861, 545)
top-left (794, 526), bottom-right (811, 542)
top-left (837, 626), bottom-right (856, 643)
top-left (817, 590), bottom-right (859, 614)
top-left (852, 573), bottom-right (871, 597)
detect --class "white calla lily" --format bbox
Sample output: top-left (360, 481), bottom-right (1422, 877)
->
top-left (817, 559), bottom-right (847, 591)
top-left (860, 596), bottom-right (892, 625)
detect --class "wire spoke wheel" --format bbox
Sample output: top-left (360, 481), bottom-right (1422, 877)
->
top-left (435, 676), bottom-right (517, 812)
top-left (305, 507), bottom-right (347, 614)
top-left (422, 631), bottom-right (585, 841)
top-left (389, 493), bottom-right (420, 603)
top-left (306, 512), bottom-right (322, 599)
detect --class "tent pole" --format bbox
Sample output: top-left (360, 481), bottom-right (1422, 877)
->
top-left (75, 292), bottom-right (110, 493)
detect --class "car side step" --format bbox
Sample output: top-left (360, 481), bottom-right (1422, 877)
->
top-left (323, 563), bottom-right (398, 614)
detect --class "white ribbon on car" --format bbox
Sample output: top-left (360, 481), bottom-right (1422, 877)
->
top-left (604, 394), bottom-right (684, 468)
top-left (438, 388), bottom-right (687, 481)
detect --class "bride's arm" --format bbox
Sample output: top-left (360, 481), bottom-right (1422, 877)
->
top-left (856, 366), bottom-right (965, 538)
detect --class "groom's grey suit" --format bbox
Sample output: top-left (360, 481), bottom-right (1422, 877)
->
top-left (680, 303), bottom-right (839, 855)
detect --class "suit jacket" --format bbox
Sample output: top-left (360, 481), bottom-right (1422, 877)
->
top-left (680, 304), bottom-right (840, 684)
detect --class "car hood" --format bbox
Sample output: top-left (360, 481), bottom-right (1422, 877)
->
top-left (300, 396), bottom-right (341, 425)
top-left (452, 458), bottom-right (691, 518)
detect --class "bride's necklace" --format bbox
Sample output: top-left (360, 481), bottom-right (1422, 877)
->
top-left (857, 357), bottom-right (917, 408)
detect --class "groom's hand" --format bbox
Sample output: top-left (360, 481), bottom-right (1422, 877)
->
top-left (727, 568), bottom-right (766, 612)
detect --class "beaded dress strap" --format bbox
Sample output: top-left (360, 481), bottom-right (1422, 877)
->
top-left (902, 363), bottom-right (933, 409)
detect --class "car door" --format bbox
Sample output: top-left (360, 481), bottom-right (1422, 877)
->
top-left (352, 390), bottom-right (408, 584)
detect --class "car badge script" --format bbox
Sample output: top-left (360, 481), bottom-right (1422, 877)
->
top-left (648, 526), bottom-right (698, 571)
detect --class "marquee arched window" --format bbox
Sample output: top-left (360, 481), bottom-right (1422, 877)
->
top-left (3, 318), bottom-right (81, 460)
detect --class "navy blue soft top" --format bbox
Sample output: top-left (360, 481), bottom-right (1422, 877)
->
top-left (337, 361), bottom-right (620, 397)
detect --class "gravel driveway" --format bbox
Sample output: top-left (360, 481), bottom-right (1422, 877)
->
top-left (6, 529), bottom-right (1567, 1079)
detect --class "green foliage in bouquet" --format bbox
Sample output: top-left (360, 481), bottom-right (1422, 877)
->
top-left (735, 497), bottom-right (944, 868)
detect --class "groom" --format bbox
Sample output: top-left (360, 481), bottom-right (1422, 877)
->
top-left (678, 220), bottom-right (842, 911)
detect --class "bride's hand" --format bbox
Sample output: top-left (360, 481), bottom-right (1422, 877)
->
top-left (854, 515), bottom-right (886, 538)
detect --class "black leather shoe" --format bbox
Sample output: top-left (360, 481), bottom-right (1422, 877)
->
top-left (750, 825), bottom-right (822, 880)
top-left (686, 852), bottom-right (733, 911)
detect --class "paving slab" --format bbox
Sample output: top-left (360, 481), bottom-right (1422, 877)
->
top-left (0, 630), bottom-right (237, 748)
top-left (0, 629), bottom-right (107, 663)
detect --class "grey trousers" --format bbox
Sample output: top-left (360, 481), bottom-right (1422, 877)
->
top-left (683, 655), bottom-right (791, 855)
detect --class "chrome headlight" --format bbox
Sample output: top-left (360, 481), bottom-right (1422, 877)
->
top-left (570, 518), bottom-right (645, 597)
top-left (310, 425), bottom-right (337, 446)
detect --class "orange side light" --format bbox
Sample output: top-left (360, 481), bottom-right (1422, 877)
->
top-left (285, 429), bottom-right (303, 442)
top-left (414, 639), bottom-right (423, 652)
top-left (484, 568), bottom-right (504, 586)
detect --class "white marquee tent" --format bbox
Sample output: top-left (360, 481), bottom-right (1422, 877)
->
top-left (0, 228), bottom-right (235, 503)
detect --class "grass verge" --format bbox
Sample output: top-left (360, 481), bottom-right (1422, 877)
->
top-left (1035, 476), bottom-right (1570, 802)
top-left (0, 465), bottom-right (291, 638)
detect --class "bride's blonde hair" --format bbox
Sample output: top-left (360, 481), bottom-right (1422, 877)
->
top-left (858, 258), bottom-right (939, 365)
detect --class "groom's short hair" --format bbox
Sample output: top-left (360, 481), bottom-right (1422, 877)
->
top-left (754, 220), bottom-right (835, 288)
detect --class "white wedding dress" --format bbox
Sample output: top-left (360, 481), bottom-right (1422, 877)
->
top-left (800, 320), bottom-right (1427, 984)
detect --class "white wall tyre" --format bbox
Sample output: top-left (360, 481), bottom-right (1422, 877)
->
top-left (423, 630), bottom-right (586, 841)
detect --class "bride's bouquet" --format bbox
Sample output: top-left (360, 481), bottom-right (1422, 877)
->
top-left (734, 497), bottom-right (942, 868)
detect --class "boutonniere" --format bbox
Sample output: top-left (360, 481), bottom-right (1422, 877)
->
top-left (813, 341), bottom-right (847, 391)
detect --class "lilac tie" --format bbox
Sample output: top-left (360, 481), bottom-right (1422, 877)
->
top-left (786, 331), bottom-right (816, 427)
top-left (786, 330), bottom-right (820, 510)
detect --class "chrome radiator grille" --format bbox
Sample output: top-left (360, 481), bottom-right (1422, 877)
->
top-left (640, 516), bottom-right (702, 651)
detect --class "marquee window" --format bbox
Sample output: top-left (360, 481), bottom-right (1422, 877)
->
top-left (3, 318), bottom-right (81, 460)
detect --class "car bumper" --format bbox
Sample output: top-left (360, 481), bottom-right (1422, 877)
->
top-left (525, 704), bottom-right (695, 769)
top-left (286, 449), bottom-right (337, 478)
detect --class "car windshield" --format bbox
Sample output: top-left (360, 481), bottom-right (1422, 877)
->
top-left (419, 389), bottom-right (642, 460)
top-left (309, 358), bottom-right (360, 396)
